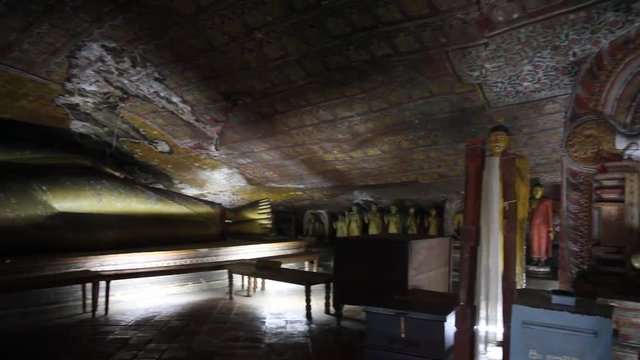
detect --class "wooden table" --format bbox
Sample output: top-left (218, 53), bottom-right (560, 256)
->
top-left (240, 249), bottom-right (326, 291)
top-left (227, 263), bottom-right (332, 320)
top-left (98, 261), bottom-right (235, 315)
top-left (0, 270), bottom-right (99, 316)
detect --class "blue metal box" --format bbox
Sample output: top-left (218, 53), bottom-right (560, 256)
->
top-left (511, 291), bottom-right (613, 360)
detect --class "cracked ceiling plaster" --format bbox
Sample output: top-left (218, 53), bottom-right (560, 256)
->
top-left (0, 0), bottom-right (637, 207)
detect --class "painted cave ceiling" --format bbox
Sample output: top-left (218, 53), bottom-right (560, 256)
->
top-left (0, 0), bottom-right (639, 207)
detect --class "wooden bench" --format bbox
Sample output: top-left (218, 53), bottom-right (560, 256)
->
top-left (227, 262), bottom-right (332, 320)
top-left (239, 250), bottom-right (325, 291)
top-left (94, 248), bottom-right (330, 316)
top-left (97, 261), bottom-right (236, 315)
top-left (0, 270), bottom-right (99, 317)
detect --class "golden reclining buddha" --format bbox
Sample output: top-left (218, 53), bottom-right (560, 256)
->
top-left (0, 154), bottom-right (272, 254)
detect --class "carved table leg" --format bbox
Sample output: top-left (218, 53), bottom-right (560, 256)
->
top-left (253, 277), bottom-right (258, 292)
top-left (241, 275), bottom-right (244, 290)
top-left (305, 285), bottom-right (312, 320)
top-left (91, 281), bottom-right (99, 318)
top-left (104, 280), bottom-right (111, 316)
top-left (81, 283), bottom-right (87, 313)
top-left (228, 269), bottom-right (234, 300)
top-left (324, 282), bottom-right (331, 315)
top-left (261, 278), bottom-right (265, 291)
top-left (334, 304), bottom-right (344, 326)
top-left (246, 277), bottom-right (252, 297)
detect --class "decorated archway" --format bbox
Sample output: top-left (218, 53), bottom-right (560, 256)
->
top-left (561, 26), bottom-right (640, 287)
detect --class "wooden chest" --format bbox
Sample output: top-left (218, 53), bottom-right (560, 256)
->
top-left (364, 290), bottom-right (456, 360)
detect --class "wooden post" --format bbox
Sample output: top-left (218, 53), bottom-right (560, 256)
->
top-left (454, 138), bottom-right (484, 360)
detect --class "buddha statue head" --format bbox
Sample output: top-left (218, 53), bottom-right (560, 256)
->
top-left (408, 206), bottom-right (415, 215)
top-left (488, 124), bottom-right (511, 157)
top-left (390, 205), bottom-right (398, 214)
top-left (532, 183), bottom-right (544, 199)
top-left (371, 203), bottom-right (378, 212)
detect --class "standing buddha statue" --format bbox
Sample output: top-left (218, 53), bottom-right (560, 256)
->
top-left (425, 207), bottom-right (440, 236)
top-left (473, 125), bottom-right (530, 359)
top-left (405, 206), bottom-right (418, 235)
top-left (529, 183), bottom-right (554, 267)
top-left (364, 203), bottom-right (383, 235)
top-left (347, 205), bottom-right (362, 236)
top-left (384, 205), bottom-right (401, 234)
top-left (333, 212), bottom-right (349, 238)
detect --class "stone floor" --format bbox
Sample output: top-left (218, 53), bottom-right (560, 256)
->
top-left (0, 279), bottom-right (366, 360)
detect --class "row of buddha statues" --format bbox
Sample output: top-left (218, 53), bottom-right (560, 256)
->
top-left (332, 204), bottom-right (442, 237)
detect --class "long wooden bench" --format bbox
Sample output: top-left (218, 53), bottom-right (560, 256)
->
top-left (0, 270), bottom-right (99, 316)
top-left (0, 244), bottom-right (330, 318)
top-left (97, 261), bottom-right (237, 315)
top-left (227, 262), bottom-right (333, 320)
top-left (89, 248), bottom-right (330, 316)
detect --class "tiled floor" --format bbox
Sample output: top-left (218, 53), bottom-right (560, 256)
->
top-left (0, 279), bottom-right (365, 360)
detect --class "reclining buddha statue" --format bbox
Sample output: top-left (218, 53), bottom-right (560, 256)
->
top-left (0, 154), bottom-right (272, 254)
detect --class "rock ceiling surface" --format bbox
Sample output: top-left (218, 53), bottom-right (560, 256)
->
top-left (0, 0), bottom-right (639, 206)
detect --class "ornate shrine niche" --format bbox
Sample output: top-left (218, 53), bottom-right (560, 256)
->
top-left (562, 26), bottom-right (640, 286)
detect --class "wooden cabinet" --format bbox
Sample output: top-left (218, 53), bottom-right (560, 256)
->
top-left (332, 236), bottom-right (451, 310)
top-left (591, 162), bottom-right (640, 273)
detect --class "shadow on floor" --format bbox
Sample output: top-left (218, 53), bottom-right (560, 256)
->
top-left (0, 282), bottom-right (365, 360)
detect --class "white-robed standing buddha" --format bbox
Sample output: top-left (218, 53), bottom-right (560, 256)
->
top-left (475, 125), bottom-right (529, 360)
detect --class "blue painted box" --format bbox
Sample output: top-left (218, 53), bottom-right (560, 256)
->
top-left (511, 291), bottom-right (613, 360)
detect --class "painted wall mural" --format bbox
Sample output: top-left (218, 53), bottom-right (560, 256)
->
top-left (450, 0), bottom-right (640, 107)
top-left (0, 0), bottom-right (639, 212)
top-left (56, 40), bottom-right (221, 155)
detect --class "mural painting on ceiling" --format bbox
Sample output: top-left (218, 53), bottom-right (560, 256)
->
top-left (47, 40), bottom-right (279, 206)
top-left (55, 40), bottom-right (222, 155)
top-left (449, 0), bottom-right (640, 107)
top-left (0, 0), bottom-right (621, 210)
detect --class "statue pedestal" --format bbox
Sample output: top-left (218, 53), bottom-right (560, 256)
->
top-left (526, 264), bottom-right (551, 275)
top-left (526, 264), bottom-right (558, 291)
